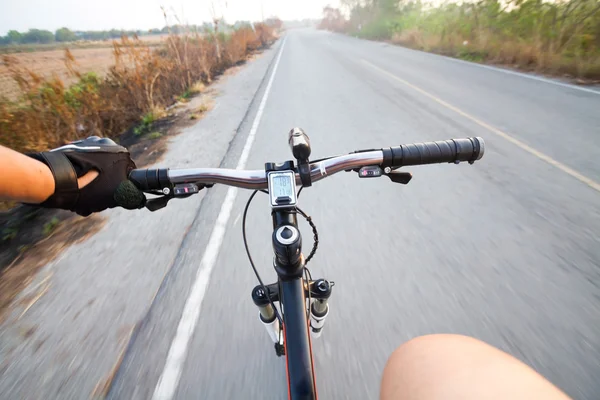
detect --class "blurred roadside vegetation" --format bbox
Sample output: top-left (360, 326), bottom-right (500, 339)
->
top-left (0, 22), bottom-right (272, 53)
top-left (320, 0), bottom-right (600, 80)
top-left (0, 21), bottom-right (280, 155)
top-left (0, 27), bottom-right (159, 51)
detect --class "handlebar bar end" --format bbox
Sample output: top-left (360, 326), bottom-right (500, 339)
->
top-left (129, 168), bottom-right (171, 191)
top-left (471, 137), bottom-right (485, 163)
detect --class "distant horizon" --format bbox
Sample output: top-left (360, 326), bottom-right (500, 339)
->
top-left (0, 0), bottom-right (337, 36)
top-left (0, 18), bottom-right (320, 37)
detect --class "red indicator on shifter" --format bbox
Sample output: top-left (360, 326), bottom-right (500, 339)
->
top-left (173, 183), bottom-right (200, 196)
top-left (358, 166), bottom-right (383, 178)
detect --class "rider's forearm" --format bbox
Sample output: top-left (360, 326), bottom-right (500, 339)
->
top-left (0, 145), bottom-right (55, 203)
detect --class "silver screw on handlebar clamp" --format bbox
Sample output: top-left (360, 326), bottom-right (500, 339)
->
top-left (384, 167), bottom-right (391, 174)
top-left (162, 187), bottom-right (171, 195)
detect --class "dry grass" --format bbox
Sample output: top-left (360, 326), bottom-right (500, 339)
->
top-left (0, 34), bottom-right (169, 55)
top-left (188, 81), bottom-right (206, 95)
top-left (0, 23), bottom-right (277, 154)
top-left (390, 31), bottom-right (600, 81)
top-left (0, 47), bottom-right (116, 100)
top-left (136, 34), bottom-right (171, 44)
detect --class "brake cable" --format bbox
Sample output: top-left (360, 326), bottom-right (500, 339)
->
top-left (296, 206), bottom-right (319, 264)
top-left (242, 190), bottom-right (283, 325)
top-left (241, 188), bottom-right (321, 324)
top-left (295, 187), bottom-right (318, 318)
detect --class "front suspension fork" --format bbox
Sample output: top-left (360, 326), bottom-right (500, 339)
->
top-left (252, 279), bottom-right (334, 355)
top-left (308, 279), bottom-right (333, 338)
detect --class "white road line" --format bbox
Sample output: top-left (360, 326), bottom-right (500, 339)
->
top-left (438, 53), bottom-right (600, 96)
top-left (370, 37), bottom-right (600, 96)
top-left (362, 59), bottom-right (600, 194)
top-left (152, 36), bottom-right (287, 400)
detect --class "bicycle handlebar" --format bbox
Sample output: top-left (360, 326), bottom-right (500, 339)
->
top-left (127, 137), bottom-right (484, 192)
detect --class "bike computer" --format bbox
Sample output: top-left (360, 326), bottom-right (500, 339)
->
top-left (268, 171), bottom-right (297, 209)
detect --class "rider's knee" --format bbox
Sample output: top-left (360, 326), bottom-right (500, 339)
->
top-left (380, 334), bottom-right (570, 400)
top-left (380, 334), bottom-right (461, 400)
top-left (384, 334), bottom-right (471, 372)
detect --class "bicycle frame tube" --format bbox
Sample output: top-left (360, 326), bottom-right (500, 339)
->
top-left (272, 210), bottom-right (317, 400)
top-left (280, 278), bottom-right (317, 400)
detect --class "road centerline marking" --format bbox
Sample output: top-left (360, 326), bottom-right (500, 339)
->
top-left (152, 37), bottom-right (287, 400)
top-left (361, 59), bottom-right (600, 193)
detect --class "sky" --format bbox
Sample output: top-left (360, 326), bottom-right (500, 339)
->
top-left (0, 0), bottom-right (339, 35)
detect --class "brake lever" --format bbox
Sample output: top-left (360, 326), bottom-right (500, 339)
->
top-left (386, 171), bottom-right (412, 184)
top-left (146, 196), bottom-right (172, 211)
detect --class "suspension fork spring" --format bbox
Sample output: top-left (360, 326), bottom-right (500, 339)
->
top-left (308, 279), bottom-right (334, 338)
top-left (252, 284), bottom-right (281, 344)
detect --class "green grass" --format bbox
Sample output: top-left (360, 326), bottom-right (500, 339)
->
top-left (42, 217), bottom-right (60, 236)
top-left (456, 49), bottom-right (487, 62)
top-left (180, 89), bottom-right (192, 99)
top-left (134, 111), bottom-right (159, 136)
top-left (2, 227), bottom-right (18, 241)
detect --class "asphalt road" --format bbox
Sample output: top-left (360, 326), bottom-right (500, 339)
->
top-left (112, 29), bottom-right (598, 399)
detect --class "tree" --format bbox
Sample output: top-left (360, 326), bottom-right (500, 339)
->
top-left (22, 29), bottom-right (55, 44)
top-left (233, 20), bottom-right (252, 30)
top-left (319, 6), bottom-right (347, 32)
top-left (55, 27), bottom-right (77, 42)
top-left (266, 17), bottom-right (283, 30)
top-left (6, 30), bottom-right (22, 44)
top-left (109, 29), bottom-right (122, 38)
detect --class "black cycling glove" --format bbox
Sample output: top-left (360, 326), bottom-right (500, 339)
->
top-left (28, 136), bottom-right (146, 216)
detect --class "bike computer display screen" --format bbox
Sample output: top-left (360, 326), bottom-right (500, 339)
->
top-left (272, 175), bottom-right (292, 197)
top-left (268, 171), bottom-right (297, 208)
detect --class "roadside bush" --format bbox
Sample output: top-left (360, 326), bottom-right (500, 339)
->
top-left (0, 24), bottom-right (277, 154)
top-left (254, 23), bottom-right (276, 47)
top-left (356, 19), bottom-right (394, 40)
top-left (327, 0), bottom-right (600, 80)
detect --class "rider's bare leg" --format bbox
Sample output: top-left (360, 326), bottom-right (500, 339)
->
top-left (380, 334), bottom-right (570, 400)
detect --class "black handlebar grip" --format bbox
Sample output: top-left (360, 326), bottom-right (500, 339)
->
top-left (385, 137), bottom-right (484, 167)
top-left (288, 127), bottom-right (311, 161)
top-left (128, 168), bottom-right (171, 191)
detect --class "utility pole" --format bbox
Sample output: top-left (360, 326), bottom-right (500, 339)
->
top-left (210, 1), bottom-right (221, 62)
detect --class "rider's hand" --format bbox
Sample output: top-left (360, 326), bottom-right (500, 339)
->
top-left (28, 136), bottom-right (145, 216)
